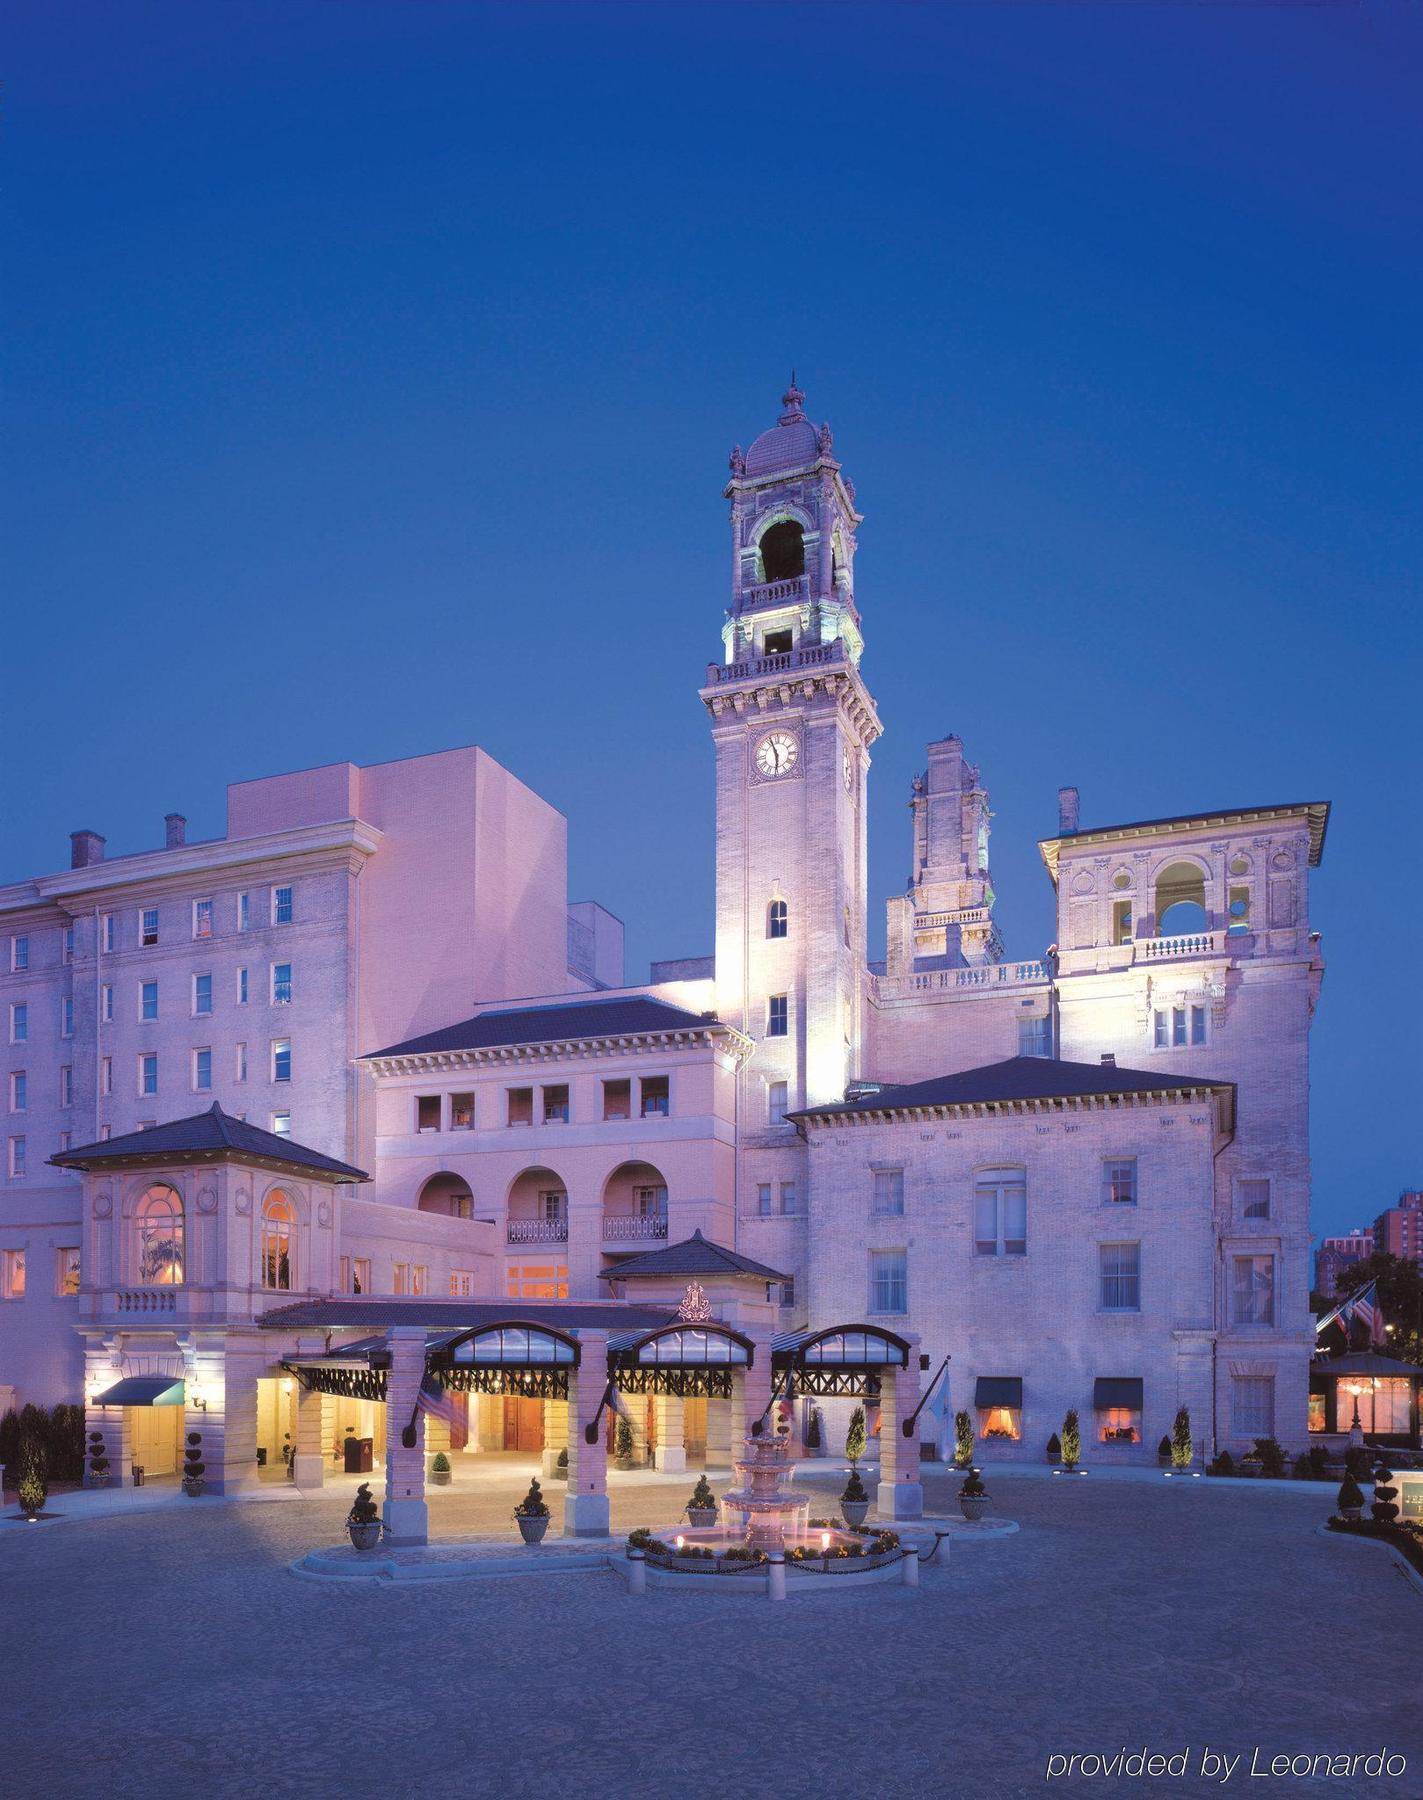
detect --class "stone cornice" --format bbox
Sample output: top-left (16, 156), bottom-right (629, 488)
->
top-left (796, 1085), bottom-right (1232, 1130)
top-left (1038, 802), bottom-right (1329, 885)
top-left (701, 663), bottom-right (882, 749)
top-left (362, 1023), bottom-right (755, 1078)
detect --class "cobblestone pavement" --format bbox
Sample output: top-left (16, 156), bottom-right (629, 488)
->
top-left (2, 1463), bottom-right (1418, 1800)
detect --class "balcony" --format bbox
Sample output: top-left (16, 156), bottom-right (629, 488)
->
top-left (740, 575), bottom-right (810, 610)
top-left (870, 959), bottom-right (1048, 1002)
top-left (112, 1287), bottom-right (178, 1315)
top-left (1133, 931), bottom-right (1224, 963)
top-left (602, 1212), bottom-right (669, 1242)
top-left (507, 1218), bottom-right (568, 1245)
top-left (705, 638), bottom-right (845, 686)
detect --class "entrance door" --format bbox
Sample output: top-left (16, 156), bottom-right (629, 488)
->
top-left (129, 1405), bottom-right (182, 1478)
top-left (502, 1396), bottom-right (544, 1452)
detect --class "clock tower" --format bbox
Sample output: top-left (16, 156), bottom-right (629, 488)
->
top-left (701, 380), bottom-right (881, 1149)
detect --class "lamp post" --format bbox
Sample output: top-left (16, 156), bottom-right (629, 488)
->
top-left (1345, 1382), bottom-right (1365, 1450)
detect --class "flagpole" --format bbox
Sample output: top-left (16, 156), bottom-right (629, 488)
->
top-left (903, 1354), bottom-right (952, 1437)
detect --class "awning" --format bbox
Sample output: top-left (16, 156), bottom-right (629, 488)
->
top-left (975, 1377), bottom-right (1022, 1409)
top-left (1093, 1377), bottom-right (1143, 1410)
top-left (93, 1376), bottom-right (185, 1407)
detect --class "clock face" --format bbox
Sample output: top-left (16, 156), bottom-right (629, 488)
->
top-left (755, 731), bottom-right (798, 779)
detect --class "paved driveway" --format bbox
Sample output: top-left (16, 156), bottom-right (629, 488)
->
top-left (1, 1463), bottom-right (1417, 1800)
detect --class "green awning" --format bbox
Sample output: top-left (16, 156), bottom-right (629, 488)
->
top-left (975, 1377), bottom-right (1023, 1408)
top-left (1093, 1377), bottom-right (1143, 1410)
top-left (93, 1376), bottom-right (186, 1407)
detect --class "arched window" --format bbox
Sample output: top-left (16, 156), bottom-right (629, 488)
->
top-left (1154, 862), bottom-right (1208, 937)
top-left (261, 1190), bottom-right (295, 1291)
top-left (759, 520), bottom-right (805, 582)
top-left (767, 899), bottom-right (788, 939)
top-left (136, 1185), bottom-right (185, 1285)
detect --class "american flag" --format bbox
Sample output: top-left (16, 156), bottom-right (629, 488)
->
top-left (1316, 1280), bottom-right (1386, 1348)
top-left (416, 1377), bottom-right (461, 1429)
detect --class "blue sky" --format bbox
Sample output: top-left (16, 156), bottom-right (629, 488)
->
top-left (4, 3), bottom-right (1419, 1239)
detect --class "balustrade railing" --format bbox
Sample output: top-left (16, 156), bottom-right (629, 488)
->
top-left (707, 639), bottom-right (844, 685)
top-left (871, 960), bottom-right (1048, 1001)
top-left (507, 1218), bottom-right (568, 1244)
top-left (113, 1288), bottom-right (178, 1313)
top-left (742, 575), bottom-right (809, 608)
top-left (1134, 932), bottom-right (1222, 961)
top-left (602, 1212), bottom-right (669, 1241)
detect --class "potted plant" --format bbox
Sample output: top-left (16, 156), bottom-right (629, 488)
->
top-left (1336, 1472), bottom-right (1365, 1522)
top-left (1060, 1409), bottom-right (1081, 1472)
top-left (514, 1476), bottom-right (551, 1545)
top-left (1371, 1465), bottom-right (1399, 1527)
top-left (840, 1464), bottom-right (871, 1529)
top-left (87, 1430), bottom-right (110, 1489)
top-left (182, 1431), bottom-right (205, 1497)
top-left (347, 1483), bottom-right (382, 1550)
top-left (430, 1451), bottom-right (451, 1487)
top-left (17, 1437), bottom-right (48, 1520)
top-left (959, 1467), bottom-right (990, 1522)
top-left (614, 1418), bottom-right (636, 1471)
top-left (1171, 1407), bottom-right (1192, 1471)
top-left (845, 1405), bottom-right (867, 1471)
top-left (1157, 1434), bottom-right (1173, 1468)
top-left (686, 1473), bottom-right (718, 1527)
top-left (1045, 1431), bottom-right (1061, 1466)
top-left (552, 1447), bottom-right (569, 1482)
top-left (953, 1410), bottom-right (974, 1469)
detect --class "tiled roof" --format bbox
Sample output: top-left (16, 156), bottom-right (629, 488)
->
top-left (365, 995), bottom-right (726, 1060)
top-left (1038, 800), bottom-right (1329, 881)
top-left (791, 1057), bottom-right (1233, 1121)
top-left (601, 1229), bottom-right (789, 1284)
top-left (258, 1297), bottom-right (675, 1332)
top-left (50, 1103), bottom-right (367, 1181)
top-left (745, 416), bottom-right (821, 478)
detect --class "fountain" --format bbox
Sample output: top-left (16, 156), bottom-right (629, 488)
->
top-left (720, 1428), bottom-right (810, 1548)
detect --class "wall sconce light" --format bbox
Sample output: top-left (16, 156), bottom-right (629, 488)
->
top-left (190, 1392), bottom-right (208, 1412)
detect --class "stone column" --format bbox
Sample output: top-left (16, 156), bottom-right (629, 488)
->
top-left (382, 1326), bottom-right (428, 1547)
top-left (541, 1396), bottom-right (569, 1477)
top-left (877, 1338), bottom-right (924, 1521)
top-left (564, 1185), bottom-right (600, 1300)
top-left (653, 1394), bottom-right (686, 1472)
top-left (741, 1332), bottom-right (774, 1446)
top-left (564, 1332), bottom-right (610, 1538)
top-left (292, 1382), bottom-right (326, 1490)
top-left (207, 1337), bottom-right (264, 1496)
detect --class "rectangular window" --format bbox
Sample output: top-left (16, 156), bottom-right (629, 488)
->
top-left (1097, 1408), bottom-right (1141, 1445)
top-left (59, 1129), bottom-right (73, 1151)
top-left (1227, 886), bottom-right (1251, 935)
top-left (1155, 1004), bottom-right (1207, 1048)
top-left (7, 1136), bottom-right (26, 1179)
top-left (235, 1042), bottom-right (248, 1083)
top-left (141, 979), bottom-right (158, 1021)
top-left (872, 1168), bottom-right (905, 1215)
top-left (766, 994), bottom-right (789, 1037)
top-left (2, 1247), bottom-right (24, 1293)
top-left (541, 1189), bottom-right (567, 1223)
top-left (505, 1261), bottom-right (570, 1300)
top-left (100, 1056), bottom-right (113, 1096)
top-left (416, 1095), bottom-right (441, 1132)
top-left (410, 1265), bottom-right (428, 1297)
top-left (192, 898), bottom-right (213, 939)
top-left (1240, 1179), bottom-right (1271, 1221)
top-left (1017, 1015), bottom-right (1053, 1058)
top-left (869, 1249), bottom-right (908, 1315)
top-left (237, 967), bottom-right (249, 1005)
top-left (103, 913), bottom-right (118, 953)
top-left (101, 983), bottom-right (114, 1023)
top-left (780, 1278), bottom-right (795, 1308)
top-left (57, 1247), bottom-right (81, 1296)
top-left (1231, 1375), bottom-right (1275, 1439)
top-left (1099, 1242), bottom-right (1141, 1311)
top-left (9, 1071), bottom-right (26, 1113)
top-left (640, 1075), bottom-right (669, 1117)
top-left (59, 1065), bottom-right (72, 1108)
top-left (757, 1182), bottom-right (773, 1217)
top-left (139, 1052), bottom-right (158, 1096)
top-left (193, 973), bottom-right (212, 1016)
top-left (602, 1078), bottom-right (631, 1121)
top-left (1103, 1159), bottom-right (1138, 1206)
top-left (193, 1048), bottom-right (212, 1092)
top-left (975, 1171), bottom-right (1027, 1255)
top-left (449, 1269), bottom-right (475, 1298)
top-left (11, 935), bottom-right (28, 972)
top-left (1111, 900), bottom-right (1133, 946)
top-left (272, 885), bottom-right (293, 925)
top-left (238, 892), bottom-right (250, 932)
top-left (507, 1086), bottom-right (533, 1126)
top-left (350, 1257), bottom-right (370, 1295)
top-left (271, 1039), bottom-right (291, 1083)
top-left (768, 1079), bottom-right (789, 1126)
top-left (11, 1003), bottom-right (27, 1043)
top-left (542, 1084), bottom-right (570, 1123)
top-left (139, 907), bottom-right (158, 947)
top-left (271, 962), bottom-right (292, 1005)
top-left (63, 925), bottom-right (74, 964)
top-left (780, 1181), bottom-right (800, 1215)
top-left (450, 1092), bottom-right (474, 1130)
top-left (1232, 1255), bottom-right (1275, 1326)
top-left (393, 1262), bottom-right (409, 1296)
top-left (61, 996), bottom-right (73, 1038)
top-left (270, 1111), bottom-right (291, 1137)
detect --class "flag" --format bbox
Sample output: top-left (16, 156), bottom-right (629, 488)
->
top-left (1351, 1282), bottom-right (1386, 1348)
top-left (919, 1358), bottom-right (954, 1452)
top-left (607, 1385), bottom-right (634, 1423)
top-left (416, 1377), bottom-right (461, 1430)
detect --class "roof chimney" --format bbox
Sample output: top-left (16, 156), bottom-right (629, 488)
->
top-left (1058, 786), bottom-right (1080, 834)
top-left (70, 830), bottom-right (106, 869)
top-left (165, 813), bottom-right (187, 849)
top-left (1100, 1052), bottom-right (1116, 1068)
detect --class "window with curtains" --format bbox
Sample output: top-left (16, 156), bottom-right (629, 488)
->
top-left (974, 1170), bottom-right (1027, 1255)
top-left (1239, 1179), bottom-right (1271, 1221)
top-left (1231, 1374), bottom-right (1274, 1438)
top-left (872, 1168), bottom-right (905, 1215)
top-left (260, 1191), bottom-right (294, 1290)
top-left (1098, 1242), bottom-right (1140, 1311)
top-left (1231, 1255), bottom-right (1275, 1326)
top-left (1097, 1407), bottom-right (1141, 1444)
top-left (869, 1249), bottom-right (907, 1314)
top-left (1103, 1159), bottom-right (1138, 1205)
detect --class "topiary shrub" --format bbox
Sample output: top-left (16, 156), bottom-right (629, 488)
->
top-left (846, 1405), bottom-right (867, 1468)
top-left (1336, 1472), bottom-right (1365, 1517)
top-left (514, 1477), bottom-right (549, 1518)
top-left (1344, 1445), bottom-right (1373, 1481)
top-left (688, 1474), bottom-right (717, 1514)
top-left (1371, 1466), bottom-right (1399, 1527)
top-left (1157, 1435), bottom-right (1173, 1461)
top-left (87, 1429), bottom-right (111, 1485)
top-left (1060, 1409), bottom-right (1081, 1469)
top-left (49, 1405), bottom-right (86, 1482)
top-left (16, 1436), bottom-right (48, 1517)
top-left (1046, 1432), bottom-right (1061, 1463)
top-left (954, 1410), bottom-right (974, 1468)
top-left (614, 1418), bottom-right (635, 1467)
top-left (0, 1407), bottom-right (20, 1474)
top-left (841, 1465), bottom-right (868, 1504)
top-left (960, 1467), bottom-right (987, 1499)
top-left (1252, 1437), bottom-right (1287, 1480)
top-left (348, 1483), bottom-right (379, 1526)
top-left (431, 1451), bottom-right (451, 1473)
top-left (1171, 1408), bottom-right (1192, 1470)
top-left (182, 1432), bottom-right (205, 1494)
top-left (1206, 1449), bottom-right (1235, 1477)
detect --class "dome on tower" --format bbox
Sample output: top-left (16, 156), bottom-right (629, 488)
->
top-left (742, 377), bottom-right (827, 478)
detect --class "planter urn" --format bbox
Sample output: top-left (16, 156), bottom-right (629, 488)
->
top-left (959, 1494), bottom-right (990, 1522)
top-left (516, 1513), bottom-right (551, 1545)
top-left (841, 1499), bottom-right (871, 1529)
top-left (348, 1521), bottom-right (383, 1552)
top-left (430, 1469), bottom-right (451, 1487)
top-left (182, 1478), bottom-right (206, 1498)
top-left (686, 1506), bottom-right (717, 1529)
